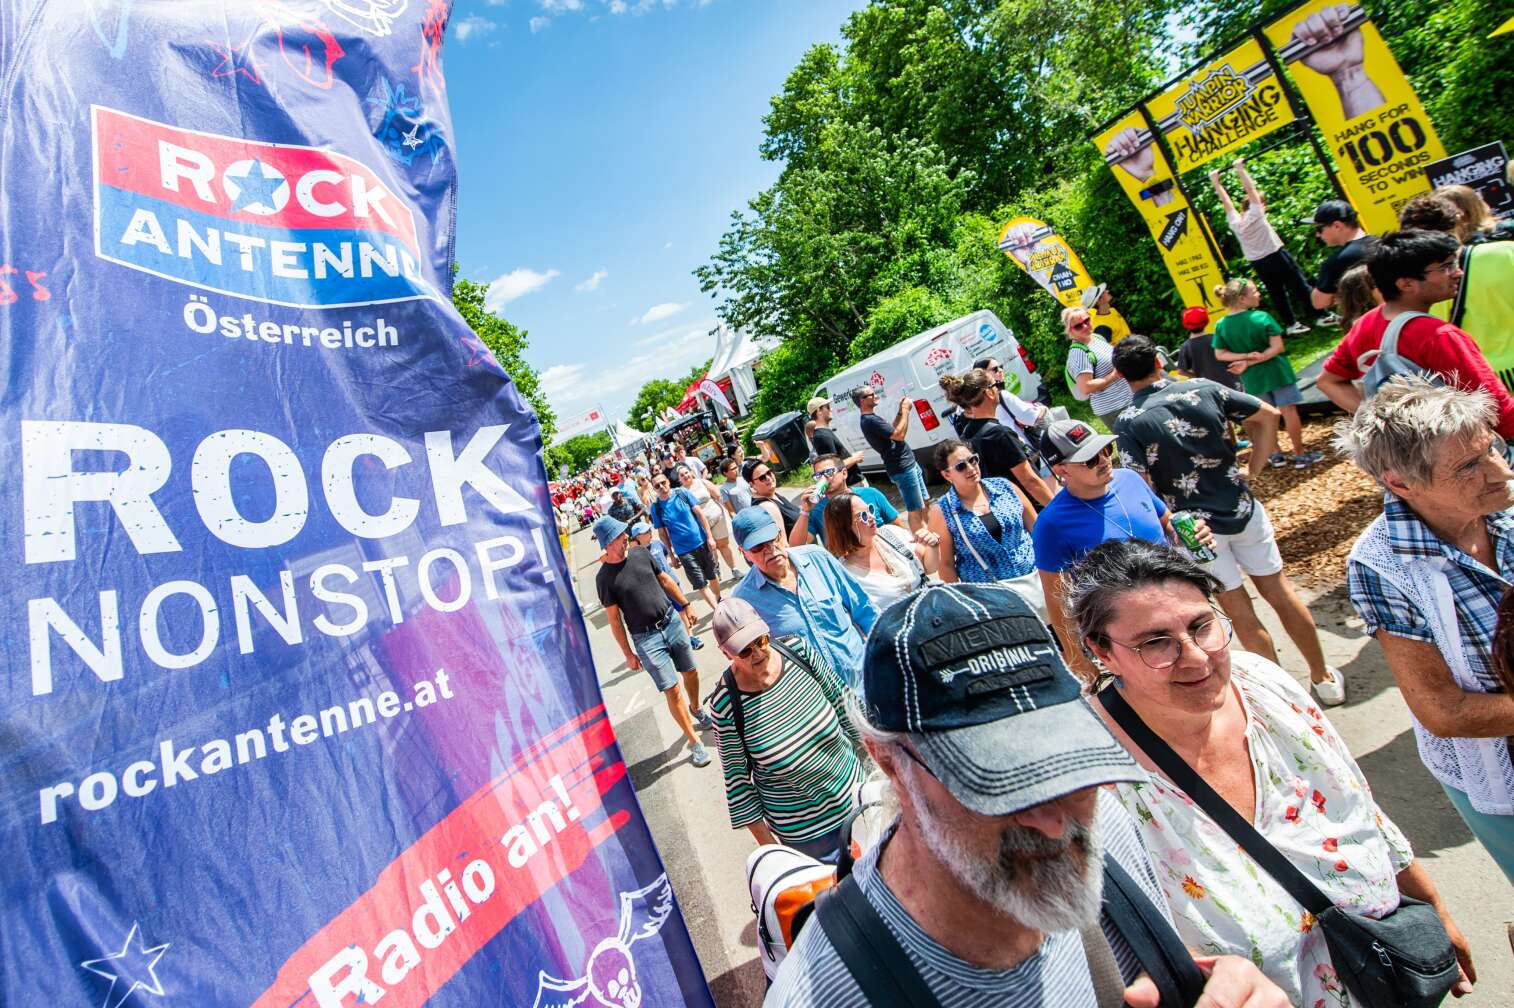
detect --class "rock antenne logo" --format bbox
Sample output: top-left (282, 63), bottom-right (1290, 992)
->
top-left (531, 875), bottom-right (674, 1008)
top-left (91, 105), bottom-right (432, 308)
top-left (1175, 65), bottom-right (1252, 132)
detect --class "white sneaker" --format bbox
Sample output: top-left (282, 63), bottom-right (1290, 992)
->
top-left (1285, 322), bottom-right (1311, 336)
top-left (1312, 666), bottom-right (1346, 707)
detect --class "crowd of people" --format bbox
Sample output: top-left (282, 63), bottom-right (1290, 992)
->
top-left (569, 177), bottom-right (1512, 1005)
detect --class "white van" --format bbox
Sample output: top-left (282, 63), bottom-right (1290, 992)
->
top-left (815, 310), bottom-right (1045, 479)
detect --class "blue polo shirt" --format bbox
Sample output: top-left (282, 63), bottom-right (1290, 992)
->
top-left (1032, 469), bottom-right (1168, 573)
top-left (807, 486), bottom-right (899, 544)
top-left (650, 488), bottom-right (706, 555)
top-left (733, 545), bottom-right (878, 690)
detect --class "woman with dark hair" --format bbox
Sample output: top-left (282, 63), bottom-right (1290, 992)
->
top-left (821, 489), bottom-right (934, 611)
top-left (1065, 538), bottom-right (1474, 1006)
top-left (743, 458), bottom-right (804, 539)
top-left (1332, 264), bottom-right (1380, 332)
top-left (939, 368), bottom-right (1053, 506)
top-left (924, 439), bottom-right (1043, 618)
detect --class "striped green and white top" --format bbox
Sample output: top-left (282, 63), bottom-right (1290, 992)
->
top-left (707, 636), bottom-right (864, 843)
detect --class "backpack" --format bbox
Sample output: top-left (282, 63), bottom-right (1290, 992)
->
top-left (747, 844), bottom-right (837, 982)
top-left (1363, 311), bottom-right (1439, 398)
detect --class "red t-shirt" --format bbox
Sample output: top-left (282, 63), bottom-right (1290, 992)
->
top-left (1323, 306), bottom-right (1514, 437)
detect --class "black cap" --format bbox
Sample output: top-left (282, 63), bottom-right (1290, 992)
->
top-left (862, 584), bottom-right (1140, 816)
top-left (1302, 199), bottom-right (1358, 228)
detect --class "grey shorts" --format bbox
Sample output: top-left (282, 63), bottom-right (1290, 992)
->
top-left (1260, 384), bottom-right (1303, 408)
top-left (630, 612), bottom-right (695, 692)
top-left (678, 542), bottom-right (719, 590)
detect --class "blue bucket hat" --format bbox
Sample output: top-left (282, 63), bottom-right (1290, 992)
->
top-left (592, 515), bottom-right (629, 551)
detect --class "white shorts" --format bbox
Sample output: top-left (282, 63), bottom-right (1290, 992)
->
top-left (1206, 502), bottom-right (1283, 592)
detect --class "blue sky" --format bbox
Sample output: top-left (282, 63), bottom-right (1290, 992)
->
top-left (443, 0), bottom-right (867, 430)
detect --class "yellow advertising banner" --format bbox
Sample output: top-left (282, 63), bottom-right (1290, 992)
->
top-left (1263, 0), bottom-right (1447, 233)
top-left (1146, 37), bottom-right (1298, 174)
top-left (996, 216), bottom-right (1094, 309)
top-left (1093, 109), bottom-right (1228, 320)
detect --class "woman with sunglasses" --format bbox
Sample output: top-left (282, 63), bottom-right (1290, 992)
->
top-left (821, 489), bottom-right (937, 611)
top-left (1063, 305), bottom-right (1133, 429)
top-left (925, 439), bottom-right (1044, 618)
top-left (706, 597), bottom-right (865, 861)
top-left (743, 458), bottom-right (805, 541)
top-left (1065, 538), bottom-right (1474, 1007)
top-left (939, 368), bottom-right (1054, 508)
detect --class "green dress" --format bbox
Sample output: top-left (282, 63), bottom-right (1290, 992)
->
top-left (1212, 309), bottom-right (1296, 398)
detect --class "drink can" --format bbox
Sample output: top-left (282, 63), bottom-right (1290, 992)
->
top-left (1171, 511), bottom-right (1217, 563)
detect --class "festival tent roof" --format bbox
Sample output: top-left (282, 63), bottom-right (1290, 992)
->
top-left (607, 421), bottom-right (650, 448)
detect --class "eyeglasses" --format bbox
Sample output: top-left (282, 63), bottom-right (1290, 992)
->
top-left (1448, 433), bottom-right (1510, 482)
top-left (1105, 612), bottom-right (1233, 669)
top-left (947, 453), bottom-right (981, 474)
top-left (753, 470), bottom-right (775, 482)
top-left (987, 364), bottom-right (1004, 374)
top-left (737, 634), bottom-right (770, 659)
top-left (1424, 257), bottom-right (1462, 278)
top-left (896, 743), bottom-right (938, 780)
top-left (1072, 319), bottom-right (1091, 331)
top-left (853, 508), bottom-right (876, 526)
top-left (814, 467), bottom-right (840, 480)
top-left (652, 481), bottom-right (669, 489)
top-left (748, 539), bottom-right (782, 558)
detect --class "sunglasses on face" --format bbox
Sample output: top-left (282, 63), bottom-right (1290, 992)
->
top-left (737, 634), bottom-right (770, 659)
top-left (853, 509), bottom-right (876, 526)
top-left (814, 467), bottom-right (840, 480)
top-left (653, 481), bottom-right (669, 489)
top-left (753, 471), bottom-right (775, 482)
top-left (1072, 319), bottom-right (1091, 331)
top-left (947, 453), bottom-right (981, 474)
top-left (1078, 445), bottom-right (1113, 468)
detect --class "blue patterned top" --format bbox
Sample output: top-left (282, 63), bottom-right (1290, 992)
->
top-left (940, 477), bottom-right (1035, 583)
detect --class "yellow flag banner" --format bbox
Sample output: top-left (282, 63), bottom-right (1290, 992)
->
top-left (1146, 37), bottom-right (1298, 174)
top-left (996, 216), bottom-right (1094, 308)
top-left (1263, 0), bottom-right (1446, 233)
top-left (1093, 109), bottom-right (1228, 320)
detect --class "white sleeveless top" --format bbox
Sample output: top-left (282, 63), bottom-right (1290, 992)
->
top-left (842, 525), bottom-right (923, 611)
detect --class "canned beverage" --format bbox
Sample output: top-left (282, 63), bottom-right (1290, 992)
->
top-left (1171, 511), bottom-right (1218, 563)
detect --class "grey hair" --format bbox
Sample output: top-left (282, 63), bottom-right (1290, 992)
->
top-left (849, 385), bottom-right (875, 406)
top-left (1332, 375), bottom-right (1496, 485)
top-left (844, 691), bottom-right (904, 821)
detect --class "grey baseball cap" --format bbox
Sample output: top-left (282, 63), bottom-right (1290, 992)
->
top-left (1037, 418), bottom-right (1116, 466)
top-left (862, 583), bottom-right (1141, 817)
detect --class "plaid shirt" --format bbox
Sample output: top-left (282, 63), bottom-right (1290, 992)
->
top-left (1347, 494), bottom-right (1514, 695)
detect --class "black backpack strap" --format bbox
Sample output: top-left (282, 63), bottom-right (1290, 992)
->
top-left (722, 669), bottom-right (766, 822)
top-left (1097, 687), bottom-right (1334, 916)
top-left (814, 876), bottom-right (942, 1008)
top-left (1100, 854), bottom-right (1207, 1007)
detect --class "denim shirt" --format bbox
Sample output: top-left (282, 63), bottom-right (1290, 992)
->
top-left (733, 545), bottom-right (878, 691)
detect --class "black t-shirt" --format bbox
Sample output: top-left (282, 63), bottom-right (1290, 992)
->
top-left (958, 416), bottom-right (1040, 511)
top-left (758, 492), bottom-right (805, 535)
top-left (595, 546), bottom-right (672, 634)
top-left (860, 411), bottom-right (912, 474)
top-left (1315, 235), bottom-right (1377, 295)
top-left (810, 425), bottom-right (862, 486)
top-left (1176, 335), bottom-right (1240, 388)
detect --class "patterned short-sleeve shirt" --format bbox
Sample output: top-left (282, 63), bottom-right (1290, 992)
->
top-left (1114, 379), bottom-right (1264, 535)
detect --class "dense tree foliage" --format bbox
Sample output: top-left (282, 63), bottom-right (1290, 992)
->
top-left (701, 0), bottom-right (1503, 429)
top-left (627, 358), bottom-right (715, 432)
top-left (551, 431), bottom-right (614, 474)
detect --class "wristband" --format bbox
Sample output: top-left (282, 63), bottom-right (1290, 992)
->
top-left (672, 599), bottom-right (687, 612)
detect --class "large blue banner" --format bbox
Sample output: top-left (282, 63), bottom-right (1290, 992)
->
top-left (0, 4), bottom-right (714, 1006)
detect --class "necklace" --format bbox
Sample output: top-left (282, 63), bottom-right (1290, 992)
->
top-left (1070, 482), bottom-right (1136, 539)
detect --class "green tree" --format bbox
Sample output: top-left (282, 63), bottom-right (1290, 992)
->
top-left (451, 273), bottom-right (556, 442)
top-left (628, 378), bottom-right (685, 432)
top-left (551, 431), bottom-right (613, 474)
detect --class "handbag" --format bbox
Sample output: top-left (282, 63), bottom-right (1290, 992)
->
top-left (1098, 687), bottom-right (1459, 1008)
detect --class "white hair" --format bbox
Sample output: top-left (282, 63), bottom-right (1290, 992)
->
top-left (1333, 375), bottom-right (1496, 485)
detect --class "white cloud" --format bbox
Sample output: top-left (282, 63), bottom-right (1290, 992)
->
top-left (574, 269), bottom-right (608, 292)
top-left (630, 302), bottom-right (686, 326)
top-left (529, 15), bottom-right (551, 31)
top-left (541, 319), bottom-right (718, 417)
top-left (484, 267), bottom-right (559, 312)
top-left (540, 0), bottom-right (584, 10)
top-left (541, 362), bottom-right (591, 403)
top-left (453, 15), bottom-right (498, 42)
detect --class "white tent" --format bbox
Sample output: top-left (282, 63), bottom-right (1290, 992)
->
top-left (704, 324), bottom-right (768, 416)
top-left (607, 421), bottom-right (651, 452)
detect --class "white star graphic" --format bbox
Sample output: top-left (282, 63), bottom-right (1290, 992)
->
top-left (80, 923), bottom-right (170, 1008)
top-left (401, 124), bottom-right (423, 150)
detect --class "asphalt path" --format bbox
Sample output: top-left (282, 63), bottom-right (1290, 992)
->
top-left (563, 509), bottom-right (1514, 1007)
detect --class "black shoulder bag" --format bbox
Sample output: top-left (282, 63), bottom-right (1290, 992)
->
top-left (1098, 687), bottom-right (1458, 1008)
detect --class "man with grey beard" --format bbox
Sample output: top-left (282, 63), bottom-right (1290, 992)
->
top-left (767, 583), bottom-right (1288, 1007)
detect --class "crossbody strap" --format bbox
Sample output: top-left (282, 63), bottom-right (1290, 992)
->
top-left (814, 877), bottom-right (942, 1008)
top-left (1380, 309), bottom-right (1430, 360)
top-left (949, 498), bottom-right (993, 574)
top-left (1097, 687), bottom-right (1334, 915)
top-left (1099, 855), bottom-right (1207, 1006)
top-left (1079, 922), bottom-right (1126, 1008)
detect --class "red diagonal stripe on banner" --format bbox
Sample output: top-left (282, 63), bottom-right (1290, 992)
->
top-left (251, 712), bottom-right (624, 1008)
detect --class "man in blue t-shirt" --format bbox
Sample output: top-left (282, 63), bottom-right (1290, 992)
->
top-left (1030, 419), bottom-right (1211, 681)
top-left (792, 453), bottom-right (915, 547)
top-left (649, 471), bottom-right (723, 613)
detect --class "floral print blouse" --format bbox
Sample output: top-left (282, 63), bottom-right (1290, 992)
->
top-left (1109, 651), bottom-right (1414, 1007)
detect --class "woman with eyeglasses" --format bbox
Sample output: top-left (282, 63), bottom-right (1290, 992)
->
top-left (706, 597), bottom-right (865, 861)
top-left (1063, 305), bottom-right (1133, 429)
top-left (821, 489), bottom-right (937, 611)
top-left (743, 458), bottom-right (804, 540)
top-left (925, 439), bottom-right (1044, 618)
top-left (1065, 538), bottom-right (1474, 1006)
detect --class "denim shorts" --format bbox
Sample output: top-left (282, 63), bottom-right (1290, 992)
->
top-left (889, 462), bottom-right (928, 512)
top-left (630, 611), bottom-right (694, 692)
top-left (1260, 383), bottom-right (1303, 408)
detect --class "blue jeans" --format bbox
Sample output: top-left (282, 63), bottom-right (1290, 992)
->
top-left (1440, 782), bottom-right (1514, 884)
top-left (629, 610), bottom-right (694, 692)
top-left (889, 462), bottom-right (928, 512)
